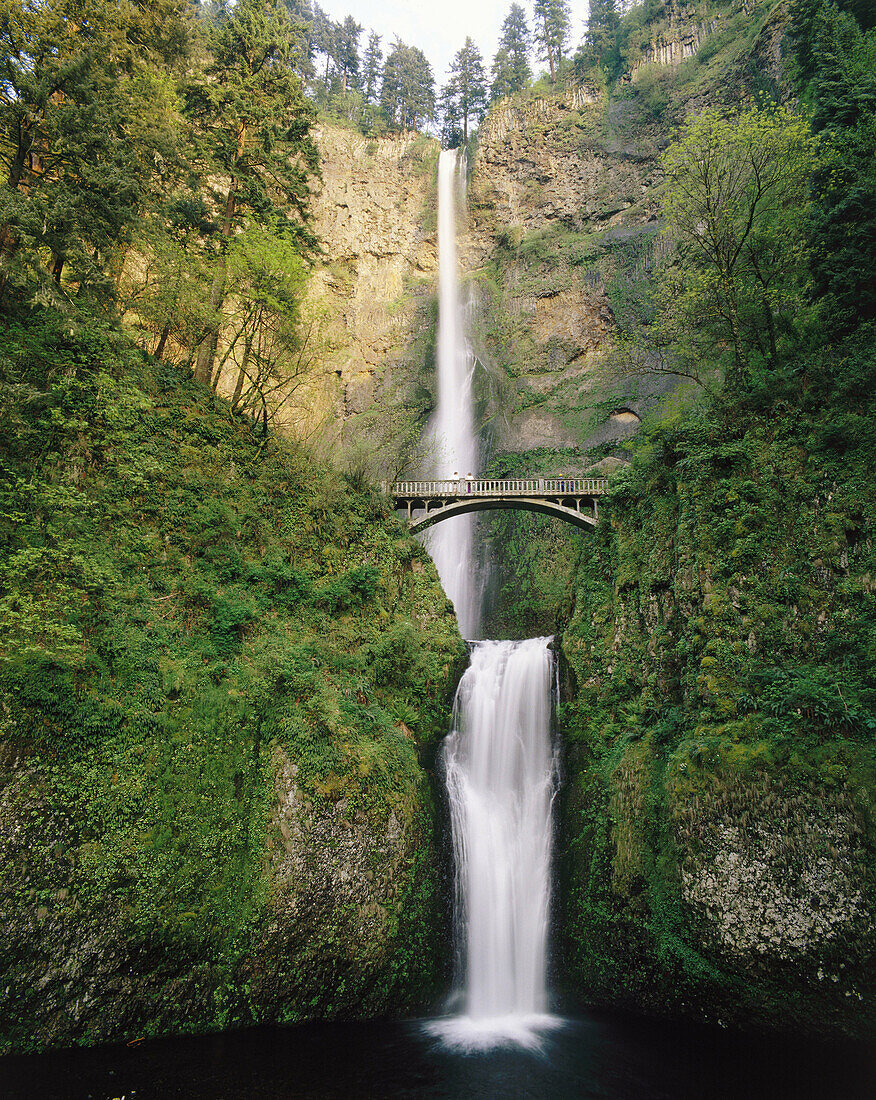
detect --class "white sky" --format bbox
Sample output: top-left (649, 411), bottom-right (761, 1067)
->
top-left (314, 1), bottom-right (593, 89)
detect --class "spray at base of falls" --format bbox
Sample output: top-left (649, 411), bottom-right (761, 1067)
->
top-left (424, 151), bottom-right (560, 1052)
top-left (425, 637), bottom-right (561, 1052)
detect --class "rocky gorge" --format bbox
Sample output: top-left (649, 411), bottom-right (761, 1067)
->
top-left (0, 0), bottom-right (874, 1062)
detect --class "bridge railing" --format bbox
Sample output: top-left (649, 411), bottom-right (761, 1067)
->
top-left (386, 477), bottom-right (608, 498)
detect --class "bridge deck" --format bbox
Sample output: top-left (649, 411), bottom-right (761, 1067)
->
top-left (386, 477), bottom-right (608, 499)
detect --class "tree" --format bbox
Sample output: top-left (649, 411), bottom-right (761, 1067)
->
top-left (183, 0), bottom-right (318, 386)
top-left (310, 4), bottom-right (338, 98)
top-left (806, 3), bottom-right (876, 330)
top-left (125, 194), bottom-right (215, 364)
top-left (490, 4), bottom-right (531, 103)
top-left (380, 40), bottom-right (434, 132)
top-left (362, 31), bottom-right (383, 104)
top-left (533, 0), bottom-right (571, 82)
top-left (0, 0), bottom-right (190, 307)
top-left (585, 0), bottom-right (621, 74)
top-left (660, 104), bottom-right (818, 388)
top-left (438, 82), bottom-right (464, 148)
top-left (441, 38), bottom-right (487, 146)
top-left (221, 225), bottom-right (308, 425)
top-left (335, 15), bottom-right (362, 94)
top-left (282, 0), bottom-right (317, 85)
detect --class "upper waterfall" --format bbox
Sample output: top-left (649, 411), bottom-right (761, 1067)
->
top-left (424, 149), bottom-right (481, 639)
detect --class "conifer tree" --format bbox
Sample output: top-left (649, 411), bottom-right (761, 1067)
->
top-left (533, 0), bottom-right (571, 81)
top-left (501, 4), bottom-right (532, 90)
top-left (438, 83), bottom-right (464, 148)
top-left (490, 48), bottom-right (516, 104)
top-left (282, 0), bottom-right (317, 84)
top-left (336, 15), bottom-right (362, 94)
top-left (491, 4), bottom-right (531, 102)
top-left (585, 0), bottom-right (621, 72)
top-left (441, 38), bottom-right (487, 145)
top-left (380, 40), bottom-right (435, 132)
top-left (311, 4), bottom-right (338, 97)
top-left (363, 32), bottom-right (383, 104)
top-left (0, 0), bottom-right (190, 306)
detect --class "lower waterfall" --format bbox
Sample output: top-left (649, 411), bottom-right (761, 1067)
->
top-left (426, 637), bottom-right (561, 1051)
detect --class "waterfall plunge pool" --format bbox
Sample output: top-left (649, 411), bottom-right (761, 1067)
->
top-left (4, 1012), bottom-right (874, 1098)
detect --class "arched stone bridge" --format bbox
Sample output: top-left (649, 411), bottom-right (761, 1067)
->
top-left (384, 478), bottom-right (608, 532)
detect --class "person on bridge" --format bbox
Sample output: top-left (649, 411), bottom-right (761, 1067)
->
top-left (466, 473), bottom-right (473, 493)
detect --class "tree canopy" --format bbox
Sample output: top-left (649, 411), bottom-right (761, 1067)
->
top-left (441, 38), bottom-right (488, 147)
top-left (659, 104), bottom-right (818, 388)
top-left (380, 40), bottom-right (435, 132)
top-left (490, 4), bottom-right (531, 104)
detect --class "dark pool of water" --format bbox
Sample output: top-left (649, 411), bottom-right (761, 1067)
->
top-left (2, 1011), bottom-right (874, 1100)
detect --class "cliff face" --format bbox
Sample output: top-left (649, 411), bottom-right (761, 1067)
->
top-left (467, 85), bottom-right (667, 456)
top-left (296, 127), bottom-right (440, 471)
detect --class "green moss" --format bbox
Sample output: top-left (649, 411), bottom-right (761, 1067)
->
top-left (558, 404), bottom-right (876, 1037)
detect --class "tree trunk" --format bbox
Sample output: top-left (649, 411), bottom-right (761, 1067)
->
top-left (542, 13), bottom-right (555, 81)
top-left (154, 323), bottom-right (171, 361)
top-left (231, 336), bottom-right (252, 409)
top-left (193, 260), bottom-right (226, 385)
top-left (193, 164), bottom-right (240, 386)
top-left (722, 273), bottom-right (748, 388)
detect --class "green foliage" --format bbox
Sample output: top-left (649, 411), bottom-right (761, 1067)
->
top-left (0, 309), bottom-right (464, 1049)
top-left (660, 103), bottom-right (818, 390)
top-left (379, 40), bottom-right (435, 132)
top-left (533, 0), bottom-right (572, 82)
top-left (805, 3), bottom-right (876, 331)
top-left (440, 38), bottom-right (488, 147)
top-left (0, 0), bottom-right (190, 307)
top-left (480, 449), bottom-right (584, 637)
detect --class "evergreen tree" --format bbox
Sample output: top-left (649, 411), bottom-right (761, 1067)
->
top-left (807, 4), bottom-right (876, 329)
top-left (533, 0), bottom-right (571, 81)
top-left (363, 31), bottom-right (383, 104)
top-left (438, 82), bottom-right (464, 148)
top-left (184, 0), bottom-right (318, 386)
top-left (490, 47), bottom-right (516, 104)
top-left (442, 38), bottom-right (487, 146)
top-left (380, 40), bottom-right (435, 132)
top-left (311, 4), bottom-right (338, 97)
top-left (336, 15), bottom-right (362, 95)
top-left (282, 0), bottom-right (317, 84)
top-left (0, 0), bottom-right (190, 307)
top-left (491, 3), bottom-right (531, 102)
top-left (585, 0), bottom-right (621, 73)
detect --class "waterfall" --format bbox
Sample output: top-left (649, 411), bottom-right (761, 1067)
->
top-left (427, 638), bottom-right (560, 1051)
top-left (423, 151), bottom-right (560, 1053)
top-left (424, 149), bottom-right (480, 639)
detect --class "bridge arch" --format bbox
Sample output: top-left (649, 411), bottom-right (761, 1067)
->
top-left (409, 497), bottom-right (596, 532)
